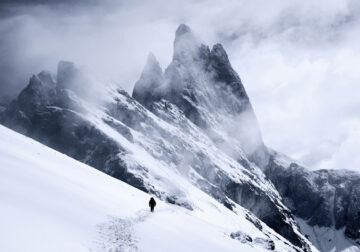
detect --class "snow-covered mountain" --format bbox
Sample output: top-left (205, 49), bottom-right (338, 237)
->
top-left (1, 24), bottom-right (359, 251)
top-left (0, 125), bottom-right (299, 252)
top-left (133, 24), bottom-right (268, 168)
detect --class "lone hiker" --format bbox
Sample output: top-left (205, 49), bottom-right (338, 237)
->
top-left (149, 197), bottom-right (156, 212)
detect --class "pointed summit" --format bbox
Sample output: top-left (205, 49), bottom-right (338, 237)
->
top-left (143, 52), bottom-right (162, 76)
top-left (132, 53), bottom-right (164, 107)
top-left (173, 24), bottom-right (200, 63)
top-left (175, 24), bottom-right (192, 38)
top-left (16, 73), bottom-right (56, 116)
top-left (211, 43), bottom-right (230, 66)
top-left (146, 52), bottom-right (157, 62)
top-left (27, 75), bottom-right (43, 90)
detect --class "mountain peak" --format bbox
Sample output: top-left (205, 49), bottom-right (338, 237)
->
top-left (147, 52), bottom-right (157, 63)
top-left (132, 52), bottom-right (163, 106)
top-left (175, 24), bottom-right (191, 37)
top-left (28, 74), bottom-right (42, 89)
top-left (211, 43), bottom-right (229, 65)
top-left (144, 52), bottom-right (161, 74)
top-left (173, 24), bottom-right (200, 63)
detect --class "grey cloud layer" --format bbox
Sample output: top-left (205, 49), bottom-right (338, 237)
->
top-left (0, 0), bottom-right (359, 171)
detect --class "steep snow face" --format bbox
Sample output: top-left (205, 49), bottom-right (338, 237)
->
top-left (131, 25), bottom-right (317, 248)
top-left (0, 26), bottom-right (318, 250)
top-left (107, 88), bottom-right (314, 249)
top-left (265, 151), bottom-right (360, 249)
top-left (132, 24), bottom-right (268, 168)
top-left (131, 24), bottom-right (360, 251)
top-left (0, 61), bottom-right (315, 249)
top-left (0, 24), bottom-right (355, 251)
top-left (0, 125), bottom-right (306, 252)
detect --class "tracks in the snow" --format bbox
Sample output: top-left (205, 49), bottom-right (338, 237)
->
top-left (93, 210), bottom-right (151, 252)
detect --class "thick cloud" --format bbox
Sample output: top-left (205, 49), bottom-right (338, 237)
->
top-left (0, 0), bottom-right (359, 171)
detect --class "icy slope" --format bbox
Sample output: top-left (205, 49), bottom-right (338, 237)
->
top-left (0, 125), bottom-right (304, 251)
top-left (0, 62), bottom-right (314, 249)
top-left (0, 23), bottom-right (358, 251)
top-left (0, 25), bottom-right (318, 249)
top-left (132, 24), bottom-right (360, 250)
top-left (130, 25), bottom-right (311, 248)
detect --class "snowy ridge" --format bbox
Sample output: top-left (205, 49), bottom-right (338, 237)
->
top-left (0, 125), bottom-right (304, 251)
top-left (0, 26), bottom-right (315, 251)
top-left (1, 24), bottom-right (359, 251)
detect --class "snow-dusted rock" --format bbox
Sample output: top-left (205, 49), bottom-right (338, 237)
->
top-left (266, 150), bottom-right (360, 245)
top-left (1, 57), bottom-right (312, 251)
top-left (132, 24), bottom-right (309, 248)
top-left (1, 125), bottom-right (304, 252)
top-left (2, 24), bottom-right (358, 251)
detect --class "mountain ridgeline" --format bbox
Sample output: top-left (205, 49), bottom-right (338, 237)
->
top-left (1, 24), bottom-right (359, 251)
top-left (133, 24), bottom-right (269, 168)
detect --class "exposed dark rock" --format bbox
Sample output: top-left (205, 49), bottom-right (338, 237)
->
top-left (254, 237), bottom-right (276, 250)
top-left (223, 177), bottom-right (304, 247)
top-left (132, 53), bottom-right (163, 106)
top-left (265, 151), bottom-right (360, 241)
top-left (6, 24), bottom-right (359, 251)
top-left (230, 231), bottom-right (253, 243)
top-left (0, 64), bottom-right (148, 195)
top-left (131, 24), bottom-right (312, 248)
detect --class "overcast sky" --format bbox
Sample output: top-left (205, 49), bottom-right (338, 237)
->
top-left (1, 0), bottom-right (359, 172)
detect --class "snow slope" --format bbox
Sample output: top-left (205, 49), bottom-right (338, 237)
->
top-left (0, 24), bottom-right (358, 251)
top-left (0, 61), bottom-right (315, 250)
top-left (0, 125), bottom-right (304, 251)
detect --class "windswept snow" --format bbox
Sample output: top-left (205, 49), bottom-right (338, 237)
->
top-left (0, 125), bottom-right (305, 251)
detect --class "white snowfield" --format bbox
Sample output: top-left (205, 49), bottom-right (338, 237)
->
top-left (0, 125), bottom-right (304, 252)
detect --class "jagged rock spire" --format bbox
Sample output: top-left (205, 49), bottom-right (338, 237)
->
top-left (16, 72), bottom-right (56, 117)
top-left (133, 24), bottom-right (267, 166)
top-left (173, 24), bottom-right (200, 63)
top-left (210, 43), bottom-right (230, 67)
top-left (27, 75), bottom-right (43, 89)
top-left (132, 53), bottom-right (164, 107)
top-left (142, 52), bottom-right (162, 78)
top-left (175, 24), bottom-right (191, 37)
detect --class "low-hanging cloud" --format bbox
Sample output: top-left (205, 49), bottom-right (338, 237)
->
top-left (1, 0), bottom-right (360, 171)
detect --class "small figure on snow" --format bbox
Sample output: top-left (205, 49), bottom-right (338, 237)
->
top-left (149, 197), bottom-right (156, 212)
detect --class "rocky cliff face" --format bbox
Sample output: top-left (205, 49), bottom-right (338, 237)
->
top-left (1, 24), bottom-right (359, 251)
top-left (132, 25), bottom-right (316, 248)
top-left (1, 66), bottom-right (143, 190)
top-left (132, 24), bottom-right (360, 250)
top-left (133, 24), bottom-right (269, 168)
top-left (1, 27), bottom-right (313, 251)
top-left (0, 70), bottom-right (312, 251)
top-left (266, 151), bottom-right (360, 245)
